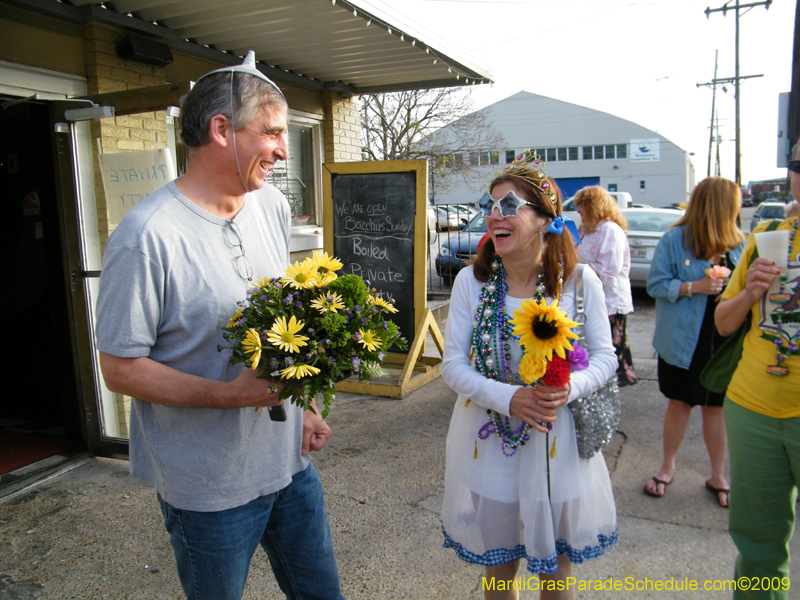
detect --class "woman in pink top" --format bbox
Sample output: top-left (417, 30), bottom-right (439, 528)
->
top-left (573, 186), bottom-right (637, 386)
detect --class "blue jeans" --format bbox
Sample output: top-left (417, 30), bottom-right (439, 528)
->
top-left (158, 463), bottom-right (344, 600)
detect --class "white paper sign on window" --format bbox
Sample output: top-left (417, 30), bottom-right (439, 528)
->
top-left (630, 138), bottom-right (660, 163)
top-left (99, 148), bottom-right (176, 225)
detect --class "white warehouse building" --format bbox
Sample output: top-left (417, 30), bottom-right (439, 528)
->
top-left (433, 91), bottom-right (696, 208)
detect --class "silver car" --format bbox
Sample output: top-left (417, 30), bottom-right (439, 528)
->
top-left (623, 208), bottom-right (683, 288)
top-left (750, 202), bottom-right (787, 232)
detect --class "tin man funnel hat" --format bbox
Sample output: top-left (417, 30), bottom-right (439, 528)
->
top-left (195, 50), bottom-right (284, 97)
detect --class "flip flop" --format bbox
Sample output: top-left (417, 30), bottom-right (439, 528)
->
top-left (705, 480), bottom-right (730, 508)
top-left (644, 476), bottom-right (671, 498)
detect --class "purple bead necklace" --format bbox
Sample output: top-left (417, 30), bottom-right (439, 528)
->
top-left (472, 257), bottom-right (546, 457)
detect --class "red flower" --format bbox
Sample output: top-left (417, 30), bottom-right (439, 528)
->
top-left (542, 355), bottom-right (570, 387)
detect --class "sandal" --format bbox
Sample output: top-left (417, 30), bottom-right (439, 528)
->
top-left (644, 476), bottom-right (671, 498)
top-left (705, 480), bottom-right (730, 508)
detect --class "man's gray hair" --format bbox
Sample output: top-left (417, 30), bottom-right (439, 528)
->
top-left (181, 72), bottom-right (287, 148)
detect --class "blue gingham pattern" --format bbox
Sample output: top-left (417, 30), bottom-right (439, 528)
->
top-left (442, 526), bottom-right (619, 575)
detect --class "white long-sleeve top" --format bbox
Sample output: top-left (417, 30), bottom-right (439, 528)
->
top-left (577, 220), bottom-right (633, 316)
top-left (441, 264), bottom-right (616, 417)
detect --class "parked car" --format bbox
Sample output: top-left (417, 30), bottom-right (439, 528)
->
top-left (624, 208), bottom-right (684, 288)
top-left (432, 205), bottom-right (460, 231)
top-left (750, 202), bottom-right (787, 232)
top-left (435, 213), bottom-right (488, 285)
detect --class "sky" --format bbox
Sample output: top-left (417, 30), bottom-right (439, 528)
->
top-left (401, 0), bottom-right (795, 186)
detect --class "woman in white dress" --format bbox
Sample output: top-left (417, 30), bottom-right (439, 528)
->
top-left (441, 152), bottom-right (618, 600)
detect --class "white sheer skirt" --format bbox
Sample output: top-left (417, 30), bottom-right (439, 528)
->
top-left (441, 395), bottom-right (618, 574)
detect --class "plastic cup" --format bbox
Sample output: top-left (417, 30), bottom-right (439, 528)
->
top-left (754, 229), bottom-right (790, 275)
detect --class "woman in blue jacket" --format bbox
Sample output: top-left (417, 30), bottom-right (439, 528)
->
top-left (643, 177), bottom-right (744, 508)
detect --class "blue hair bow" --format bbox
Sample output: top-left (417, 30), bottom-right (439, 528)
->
top-left (546, 215), bottom-right (581, 244)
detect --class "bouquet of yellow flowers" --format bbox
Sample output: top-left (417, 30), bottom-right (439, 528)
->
top-left (221, 251), bottom-right (407, 419)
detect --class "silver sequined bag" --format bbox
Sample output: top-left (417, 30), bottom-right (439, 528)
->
top-left (568, 265), bottom-right (621, 459)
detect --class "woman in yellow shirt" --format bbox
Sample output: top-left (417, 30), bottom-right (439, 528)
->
top-left (715, 151), bottom-right (800, 599)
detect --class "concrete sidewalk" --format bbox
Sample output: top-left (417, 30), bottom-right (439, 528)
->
top-left (2, 297), bottom-right (798, 599)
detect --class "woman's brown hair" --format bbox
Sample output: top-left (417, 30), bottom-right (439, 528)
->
top-left (671, 177), bottom-right (744, 260)
top-left (472, 174), bottom-right (577, 296)
top-left (573, 186), bottom-right (627, 234)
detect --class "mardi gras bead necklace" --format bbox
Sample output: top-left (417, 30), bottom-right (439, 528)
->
top-left (769, 219), bottom-right (799, 377)
top-left (473, 257), bottom-right (548, 457)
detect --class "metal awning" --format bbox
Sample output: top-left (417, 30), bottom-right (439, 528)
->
top-left (15, 0), bottom-right (493, 94)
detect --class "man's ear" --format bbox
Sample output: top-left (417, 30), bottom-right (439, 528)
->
top-left (208, 114), bottom-right (230, 148)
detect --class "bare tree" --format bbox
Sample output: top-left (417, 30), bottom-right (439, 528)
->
top-left (360, 88), bottom-right (504, 201)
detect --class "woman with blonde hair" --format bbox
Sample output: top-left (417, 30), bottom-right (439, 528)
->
top-left (573, 186), bottom-right (636, 386)
top-left (643, 177), bottom-right (745, 507)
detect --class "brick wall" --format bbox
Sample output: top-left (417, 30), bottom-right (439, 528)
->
top-left (323, 91), bottom-right (361, 163)
top-left (84, 23), bottom-right (168, 242)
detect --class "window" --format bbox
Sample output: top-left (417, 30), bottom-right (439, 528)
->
top-left (269, 111), bottom-right (322, 227)
top-left (583, 144), bottom-right (627, 160)
top-left (506, 150), bottom-right (516, 163)
top-left (546, 148), bottom-right (557, 162)
top-left (568, 147), bottom-right (579, 161)
top-left (470, 152), bottom-right (480, 166)
top-left (640, 180), bottom-right (646, 191)
top-left (489, 151), bottom-right (500, 165)
top-left (557, 147), bottom-right (567, 162)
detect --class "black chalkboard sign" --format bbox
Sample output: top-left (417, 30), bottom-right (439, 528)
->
top-left (323, 160), bottom-right (427, 350)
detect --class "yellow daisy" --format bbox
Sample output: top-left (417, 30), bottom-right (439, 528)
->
top-left (281, 261), bottom-right (318, 290)
top-left (518, 352), bottom-right (547, 385)
top-left (315, 270), bottom-right (338, 287)
top-left (266, 315), bottom-right (309, 353)
top-left (311, 292), bottom-right (346, 314)
top-left (251, 276), bottom-right (271, 289)
top-left (311, 251), bottom-right (343, 274)
top-left (228, 307), bottom-right (244, 327)
top-left (509, 297), bottom-right (579, 361)
top-left (241, 328), bottom-right (263, 370)
top-left (368, 296), bottom-right (398, 313)
top-left (279, 363), bottom-right (321, 379)
top-left (357, 328), bottom-right (382, 352)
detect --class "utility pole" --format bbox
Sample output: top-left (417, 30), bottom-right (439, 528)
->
top-left (706, 51), bottom-right (719, 178)
top-left (705, 0), bottom-right (772, 185)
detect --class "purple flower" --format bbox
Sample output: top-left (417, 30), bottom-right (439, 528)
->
top-left (353, 305), bottom-right (361, 313)
top-left (566, 344), bottom-right (589, 371)
top-left (383, 321), bottom-right (389, 330)
top-left (284, 356), bottom-right (294, 366)
top-left (295, 301), bottom-right (303, 309)
top-left (269, 357), bottom-right (279, 369)
top-left (283, 295), bottom-right (292, 305)
top-left (377, 352), bottom-right (385, 361)
top-left (361, 318), bottom-right (369, 325)
top-left (352, 356), bottom-right (361, 372)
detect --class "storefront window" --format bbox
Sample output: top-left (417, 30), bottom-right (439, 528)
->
top-left (271, 122), bottom-right (318, 226)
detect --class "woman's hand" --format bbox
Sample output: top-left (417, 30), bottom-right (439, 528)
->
top-left (691, 276), bottom-right (725, 296)
top-left (745, 258), bottom-right (780, 302)
top-left (509, 383), bottom-right (570, 433)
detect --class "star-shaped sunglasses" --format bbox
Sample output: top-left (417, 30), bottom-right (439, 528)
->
top-left (476, 190), bottom-right (537, 218)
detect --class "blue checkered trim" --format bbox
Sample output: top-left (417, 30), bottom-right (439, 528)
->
top-left (442, 525), bottom-right (619, 575)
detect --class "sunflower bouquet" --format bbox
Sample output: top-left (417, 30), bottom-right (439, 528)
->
top-left (509, 297), bottom-right (588, 386)
top-left (221, 251), bottom-right (407, 419)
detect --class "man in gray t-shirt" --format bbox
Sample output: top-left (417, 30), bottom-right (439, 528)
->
top-left (96, 53), bottom-right (344, 600)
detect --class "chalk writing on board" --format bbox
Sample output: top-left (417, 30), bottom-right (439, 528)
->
top-left (331, 172), bottom-right (416, 342)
